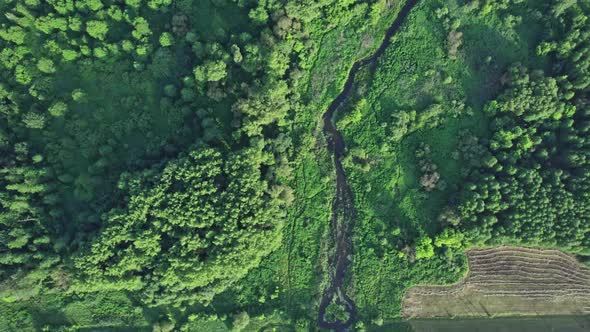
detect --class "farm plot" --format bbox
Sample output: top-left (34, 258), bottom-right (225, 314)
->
top-left (402, 247), bottom-right (590, 318)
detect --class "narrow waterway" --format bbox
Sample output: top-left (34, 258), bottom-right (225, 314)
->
top-left (317, 0), bottom-right (419, 330)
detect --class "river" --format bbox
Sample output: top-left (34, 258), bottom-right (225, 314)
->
top-left (317, 0), bottom-right (420, 330)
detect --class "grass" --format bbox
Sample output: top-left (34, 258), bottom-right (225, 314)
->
top-left (109, 1), bottom-right (421, 330)
top-left (372, 316), bottom-right (590, 332)
top-left (0, 292), bottom-right (150, 331)
top-left (187, 0), bottom-right (250, 41)
top-left (0, 0), bottom-right (561, 329)
top-left (331, 0), bottom-right (552, 322)
top-left (352, 253), bottom-right (467, 322)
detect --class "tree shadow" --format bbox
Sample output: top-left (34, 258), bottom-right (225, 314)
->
top-left (30, 306), bottom-right (70, 331)
top-left (460, 23), bottom-right (525, 109)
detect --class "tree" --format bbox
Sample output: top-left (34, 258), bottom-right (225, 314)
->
top-left (153, 319), bottom-right (175, 332)
top-left (451, 65), bottom-right (590, 253)
top-left (48, 101), bottom-right (67, 117)
top-left (194, 60), bottom-right (227, 82)
top-left (0, 157), bottom-right (56, 289)
top-left (0, 26), bottom-right (27, 44)
top-left (231, 312), bottom-right (250, 331)
top-left (86, 20), bottom-right (109, 40)
top-left (324, 301), bottom-right (350, 323)
top-left (34, 16), bottom-right (68, 34)
top-left (148, 0), bottom-right (172, 10)
top-left (420, 171), bottom-right (440, 191)
top-left (231, 44), bottom-right (243, 64)
top-left (415, 236), bottom-right (435, 259)
top-left (22, 113), bottom-right (46, 129)
top-left (132, 18), bottom-right (152, 40)
top-left (447, 30), bottom-right (463, 59)
top-left (249, 6), bottom-right (269, 24)
top-left (73, 147), bottom-right (285, 304)
top-left (163, 84), bottom-right (177, 97)
top-left (37, 58), bottom-right (56, 74)
top-left (72, 89), bottom-right (87, 102)
top-left (15, 65), bottom-right (33, 85)
top-left (159, 32), bottom-right (174, 47)
top-left (125, 0), bottom-right (143, 8)
top-left (62, 49), bottom-right (79, 61)
top-left (434, 229), bottom-right (464, 249)
top-left (81, 0), bottom-right (104, 11)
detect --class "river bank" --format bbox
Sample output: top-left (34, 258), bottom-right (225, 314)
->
top-left (317, 0), bottom-right (420, 330)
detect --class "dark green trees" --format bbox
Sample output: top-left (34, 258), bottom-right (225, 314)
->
top-left (0, 140), bottom-right (60, 298)
top-left (440, 65), bottom-right (589, 253)
top-left (0, 0), bottom-right (302, 308)
top-left (74, 147), bottom-right (285, 305)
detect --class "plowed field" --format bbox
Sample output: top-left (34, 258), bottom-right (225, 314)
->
top-left (402, 247), bottom-right (590, 318)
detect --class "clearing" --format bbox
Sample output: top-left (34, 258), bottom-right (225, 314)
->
top-left (402, 247), bottom-right (590, 318)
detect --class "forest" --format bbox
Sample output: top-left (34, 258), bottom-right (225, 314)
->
top-left (0, 0), bottom-right (589, 331)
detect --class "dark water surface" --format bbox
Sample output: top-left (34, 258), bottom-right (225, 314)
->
top-left (317, 0), bottom-right (420, 330)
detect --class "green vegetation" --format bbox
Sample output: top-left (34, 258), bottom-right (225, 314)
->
top-left (324, 302), bottom-right (350, 323)
top-left (336, 0), bottom-right (590, 323)
top-left (0, 0), bottom-right (417, 330)
top-left (0, 0), bottom-right (589, 330)
top-left (374, 317), bottom-right (590, 332)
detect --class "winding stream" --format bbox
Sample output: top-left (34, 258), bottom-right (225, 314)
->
top-left (317, 0), bottom-right (419, 330)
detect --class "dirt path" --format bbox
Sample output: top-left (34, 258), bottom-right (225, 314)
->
top-left (317, 0), bottom-right (419, 330)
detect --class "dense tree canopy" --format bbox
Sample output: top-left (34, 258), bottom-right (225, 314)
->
top-left (444, 66), bottom-right (590, 253)
top-left (0, 0), bottom-right (304, 305)
top-left (2, 0), bottom-right (590, 330)
top-left (74, 146), bottom-right (285, 305)
top-left (429, 0), bottom-right (590, 256)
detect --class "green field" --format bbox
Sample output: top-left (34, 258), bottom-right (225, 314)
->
top-left (373, 316), bottom-right (590, 332)
top-left (1, 0), bottom-right (590, 330)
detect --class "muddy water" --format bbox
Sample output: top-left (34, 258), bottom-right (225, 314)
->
top-left (317, 0), bottom-right (419, 330)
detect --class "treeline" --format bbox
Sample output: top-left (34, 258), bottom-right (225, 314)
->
top-left (432, 0), bottom-right (590, 256)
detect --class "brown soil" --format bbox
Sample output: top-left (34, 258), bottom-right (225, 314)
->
top-left (402, 246), bottom-right (590, 318)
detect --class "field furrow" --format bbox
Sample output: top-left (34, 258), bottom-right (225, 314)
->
top-left (402, 247), bottom-right (590, 318)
